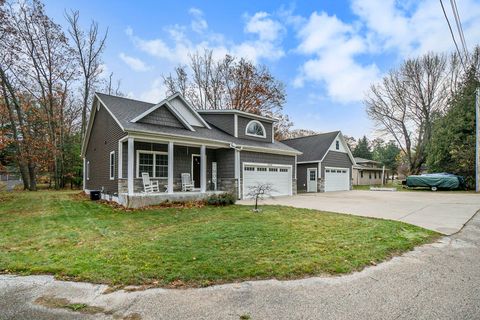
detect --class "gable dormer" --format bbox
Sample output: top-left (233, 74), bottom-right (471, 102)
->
top-left (198, 110), bottom-right (275, 142)
top-left (130, 92), bottom-right (211, 131)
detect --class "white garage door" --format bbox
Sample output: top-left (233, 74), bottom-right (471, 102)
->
top-left (325, 167), bottom-right (350, 192)
top-left (243, 164), bottom-right (292, 198)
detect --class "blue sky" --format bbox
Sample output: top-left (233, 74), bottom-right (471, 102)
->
top-left (43, 0), bottom-right (480, 138)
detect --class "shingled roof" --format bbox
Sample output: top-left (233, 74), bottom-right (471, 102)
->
top-left (95, 93), bottom-right (300, 155)
top-left (281, 131), bottom-right (340, 162)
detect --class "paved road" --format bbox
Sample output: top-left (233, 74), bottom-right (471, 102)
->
top-left (1, 212), bottom-right (480, 319)
top-left (238, 190), bottom-right (480, 235)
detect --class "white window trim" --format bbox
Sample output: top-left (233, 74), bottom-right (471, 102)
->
top-left (86, 161), bottom-right (90, 181)
top-left (245, 120), bottom-right (266, 138)
top-left (109, 151), bottom-right (115, 180)
top-left (136, 150), bottom-right (168, 179)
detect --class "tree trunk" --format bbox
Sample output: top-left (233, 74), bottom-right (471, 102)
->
top-left (27, 161), bottom-right (37, 191)
top-left (18, 161), bottom-right (30, 190)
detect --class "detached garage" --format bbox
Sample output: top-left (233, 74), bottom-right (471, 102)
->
top-left (281, 131), bottom-right (355, 193)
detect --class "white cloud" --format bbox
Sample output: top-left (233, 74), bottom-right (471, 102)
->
top-left (189, 7), bottom-right (208, 33)
top-left (244, 12), bottom-right (284, 41)
top-left (351, 0), bottom-right (480, 57)
top-left (294, 12), bottom-right (380, 103)
top-left (139, 77), bottom-right (166, 102)
top-left (119, 53), bottom-right (151, 72)
top-left (126, 9), bottom-right (286, 66)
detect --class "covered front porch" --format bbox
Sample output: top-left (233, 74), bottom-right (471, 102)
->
top-left (116, 135), bottom-right (237, 207)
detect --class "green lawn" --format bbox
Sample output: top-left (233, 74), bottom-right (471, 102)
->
top-left (0, 191), bottom-right (439, 288)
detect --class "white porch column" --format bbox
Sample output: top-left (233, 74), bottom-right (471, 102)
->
top-left (234, 149), bottom-right (241, 199)
top-left (200, 145), bottom-right (207, 193)
top-left (127, 137), bottom-right (134, 195)
top-left (168, 142), bottom-right (174, 194)
top-left (118, 141), bottom-right (123, 179)
top-left (82, 157), bottom-right (86, 191)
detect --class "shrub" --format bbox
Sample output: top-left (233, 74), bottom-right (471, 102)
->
top-left (206, 193), bottom-right (236, 206)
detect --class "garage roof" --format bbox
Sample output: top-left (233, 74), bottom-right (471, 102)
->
top-left (281, 131), bottom-right (340, 162)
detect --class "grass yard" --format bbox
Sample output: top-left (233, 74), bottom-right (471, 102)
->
top-left (0, 191), bottom-right (439, 288)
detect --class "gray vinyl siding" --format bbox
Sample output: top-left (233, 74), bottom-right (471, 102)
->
top-left (138, 106), bottom-right (184, 128)
top-left (237, 116), bottom-right (273, 142)
top-left (85, 103), bottom-right (126, 193)
top-left (240, 151), bottom-right (295, 178)
top-left (297, 163), bottom-right (318, 192)
top-left (216, 148), bottom-right (235, 178)
top-left (321, 151), bottom-right (353, 181)
top-left (202, 114), bottom-right (235, 136)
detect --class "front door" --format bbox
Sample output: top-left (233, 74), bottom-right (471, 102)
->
top-left (192, 155), bottom-right (201, 188)
top-left (307, 168), bottom-right (317, 192)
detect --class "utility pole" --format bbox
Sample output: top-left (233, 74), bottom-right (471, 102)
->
top-left (476, 87), bottom-right (479, 192)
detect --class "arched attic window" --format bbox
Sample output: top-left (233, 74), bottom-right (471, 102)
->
top-left (245, 120), bottom-right (266, 138)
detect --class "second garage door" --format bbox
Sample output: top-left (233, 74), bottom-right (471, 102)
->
top-left (243, 164), bottom-right (292, 198)
top-left (324, 167), bottom-right (350, 192)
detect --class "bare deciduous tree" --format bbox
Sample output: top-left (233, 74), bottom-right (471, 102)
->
top-left (246, 183), bottom-right (274, 212)
top-left (365, 52), bottom-right (452, 175)
top-left (163, 50), bottom-right (291, 138)
top-left (66, 10), bottom-right (107, 139)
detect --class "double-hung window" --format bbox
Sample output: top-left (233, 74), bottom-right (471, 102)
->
top-left (137, 151), bottom-right (168, 178)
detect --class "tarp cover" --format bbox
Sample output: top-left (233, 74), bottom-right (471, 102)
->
top-left (406, 173), bottom-right (465, 190)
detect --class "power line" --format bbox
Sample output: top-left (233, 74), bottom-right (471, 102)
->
top-left (450, 0), bottom-right (468, 61)
top-left (439, 0), bottom-right (466, 72)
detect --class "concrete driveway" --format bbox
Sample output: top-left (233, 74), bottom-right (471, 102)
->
top-left (238, 190), bottom-right (480, 235)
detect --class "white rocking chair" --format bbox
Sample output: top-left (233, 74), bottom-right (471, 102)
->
top-left (142, 172), bottom-right (159, 193)
top-left (181, 173), bottom-right (195, 192)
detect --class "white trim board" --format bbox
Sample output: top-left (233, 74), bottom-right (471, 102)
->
top-left (126, 130), bottom-right (302, 156)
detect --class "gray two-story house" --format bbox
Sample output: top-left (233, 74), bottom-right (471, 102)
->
top-left (81, 92), bottom-right (301, 207)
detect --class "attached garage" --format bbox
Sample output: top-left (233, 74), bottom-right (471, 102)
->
top-left (243, 163), bottom-right (292, 198)
top-left (324, 167), bottom-right (350, 192)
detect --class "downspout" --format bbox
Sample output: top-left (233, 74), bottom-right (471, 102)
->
top-left (229, 143), bottom-right (243, 199)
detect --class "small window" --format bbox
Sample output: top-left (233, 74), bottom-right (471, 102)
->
top-left (336, 141), bottom-right (340, 150)
top-left (269, 168), bottom-right (278, 172)
top-left (326, 169), bottom-right (330, 173)
top-left (279, 168), bottom-right (288, 172)
top-left (245, 120), bottom-right (266, 138)
top-left (86, 161), bottom-right (90, 180)
top-left (374, 172), bottom-right (377, 179)
top-left (109, 151), bottom-right (115, 180)
top-left (257, 167), bottom-right (267, 172)
top-left (337, 170), bottom-right (342, 173)
top-left (309, 170), bottom-right (316, 181)
top-left (342, 170), bottom-right (347, 173)
top-left (360, 171), bottom-right (364, 178)
top-left (369, 172), bottom-right (372, 179)
top-left (245, 166), bottom-right (255, 171)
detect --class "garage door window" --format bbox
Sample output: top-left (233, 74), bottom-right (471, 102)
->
top-left (269, 168), bottom-right (278, 172)
top-left (279, 168), bottom-right (288, 172)
top-left (245, 166), bottom-right (255, 171)
top-left (257, 167), bottom-right (267, 172)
